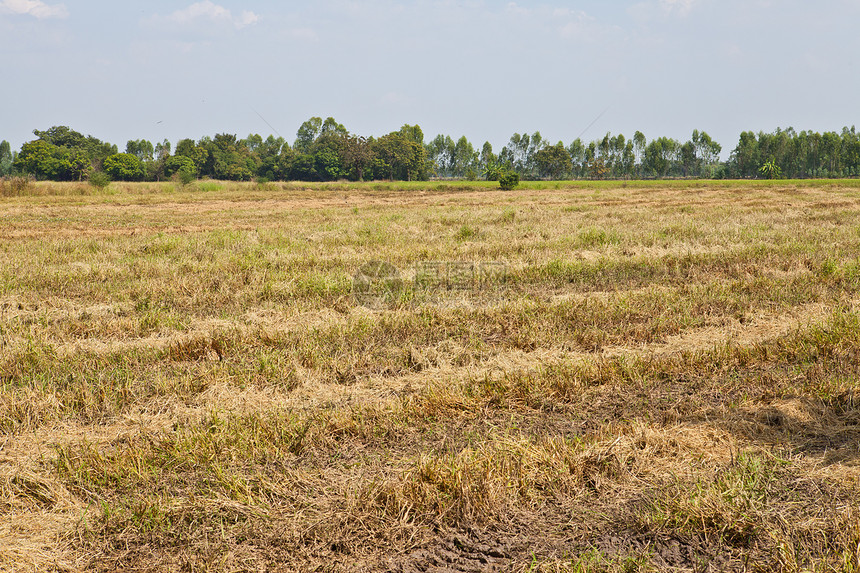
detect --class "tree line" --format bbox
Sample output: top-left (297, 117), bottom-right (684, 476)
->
top-left (2, 120), bottom-right (860, 183)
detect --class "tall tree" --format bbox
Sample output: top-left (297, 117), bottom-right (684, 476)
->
top-left (730, 131), bottom-right (760, 178)
top-left (679, 141), bottom-right (697, 177)
top-left (294, 117), bottom-right (323, 153)
top-left (202, 134), bottom-right (254, 180)
top-left (0, 140), bottom-right (12, 176)
top-left (452, 136), bottom-right (478, 178)
top-left (568, 139), bottom-right (586, 179)
top-left (479, 141), bottom-right (495, 171)
top-left (342, 135), bottom-right (372, 181)
top-left (633, 131), bottom-right (646, 177)
top-left (255, 135), bottom-right (285, 180)
top-left (175, 139), bottom-right (208, 176)
top-left (427, 134), bottom-right (455, 177)
top-left (320, 117), bottom-right (348, 138)
top-left (126, 139), bottom-right (154, 162)
top-left (644, 137), bottom-right (678, 178)
top-left (155, 139), bottom-right (171, 161)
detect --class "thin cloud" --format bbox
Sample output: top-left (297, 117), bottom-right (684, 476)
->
top-left (660, 0), bottom-right (697, 15)
top-left (557, 9), bottom-right (597, 39)
top-left (0, 0), bottom-right (68, 19)
top-left (504, 2), bottom-right (530, 17)
top-left (237, 11), bottom-right (259, 28)
top-left (169, 1), bottom-right (259, 29)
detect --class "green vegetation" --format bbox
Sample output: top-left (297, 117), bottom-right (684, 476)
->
top-left (5, 123), bottom-right (860, 185)
top-left (87, 170), bottom-right (111, 189)
top-left (499, 170), bottom-right (520, 190)
top-left (103, 152), bottom-right (145, 181)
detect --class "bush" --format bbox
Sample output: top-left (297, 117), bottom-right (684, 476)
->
top-left (175, 168), bottom-right (196, 187)
top-left (88, 171), bottom-right (111, 189)
top-left (499, 171), bottom-right (520, 191)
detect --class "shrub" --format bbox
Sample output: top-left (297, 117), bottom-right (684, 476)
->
top-left (758, 159), bottom-right (782, 180)
top-left (175, 168), bottom-right (196, 187)
top-left (88, 171), bottom-right (111, 189)
top-left (499, 171), bottom-right (520, 191)
top-left (483, 162), bottom-right (503, 181)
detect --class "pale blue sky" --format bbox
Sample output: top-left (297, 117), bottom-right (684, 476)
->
top-left (1, 0), bottom-right (858, 157)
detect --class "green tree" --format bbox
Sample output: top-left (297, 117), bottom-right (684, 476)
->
top-left (479, 141), bottom-right (496, 174)
top-left (692, 130), bottom-right (721, 176)
top-left (253, 135), bottom-right (285, 180)
top-left (568, 139), bottom-right (586, 179)
top-left (643, 137), bottom-right (677, 177)
top-left (427, 134), bottom-right (455, 177)
top-left (33, 126), bottom-right (116, 171)
top-left (312, 133), bottom-right (346, 181)
top-left (730, 131), bottom-right (760, 178)
top-left (452, 136), bottom-right (478, 178)
top-left (598, 133), bottom-right (612, 168)
top-left (0, 140), bottom-right (13, 176)
top-left (371, 131), bottom-right (425, 181)
top-left (126, 139), bottom-right (154, 162)
top-left (633, 131), bottom-right (646, 176)
top-left (275, 145), bottom-right (296, 180)
top-left (13, 140), bottom-right (70, 179)
top-left (588, 157), bottom-right (609, 180)
top-left (289, 153), bottom-right (317, 180)
top-left (621, 141), bottom-right (635, 179)
top-left (842, 126), bottom-right (860, 176)
top-left (505, 132), bottom-right (530, 175)
top-left (820, 131), bottom-right (842, 177)
top-left (399, 124), bottom-right (425, 146)
top-left (294, 117), bottom-right (323, 153)
top-left (175, 139), bottom-right (208, 176)
top-left (103, 153), bottom-right (145, 181)
top-left (679, 141), bottom-right (697, 177)
top-left (164, 155), bottom-right (196, 178)
top-left (202, 134), bottom-right (254, 180)
top-left (342, 135), bottom-right (372, 181)
top-left (155, 140), bottom-right (171, 161)
top-left (320, 117), bottom-right (348, 138)
top-left (534, 142), bottom-right (571, 180)
top-left (67, 149), bottom-right (92, 180)
top-left (242, 133), bottom-right (264, 154)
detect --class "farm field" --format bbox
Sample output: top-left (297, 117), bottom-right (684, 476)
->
top-left (2, 179), bottom-right (860, 572)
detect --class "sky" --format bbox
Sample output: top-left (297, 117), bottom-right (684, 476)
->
top-left (1, 0), bottom-right (859, 158)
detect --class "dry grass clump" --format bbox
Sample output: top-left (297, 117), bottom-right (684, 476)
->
top-left (3, 180), bottom-right (860, 570)
top-left (0, 176), bottom-right (34, 197)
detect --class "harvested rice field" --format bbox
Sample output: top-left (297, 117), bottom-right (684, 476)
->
top-left (1, 179), bottom-right (860, 572)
